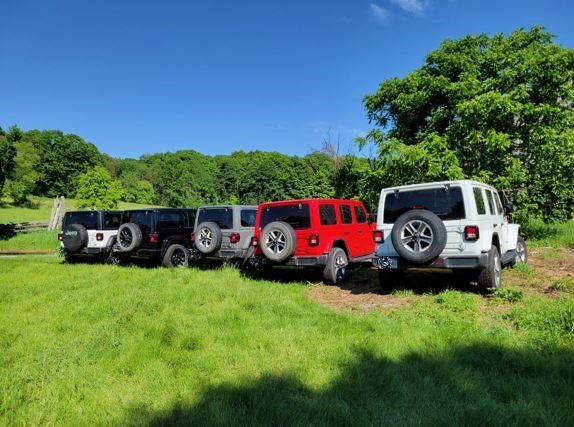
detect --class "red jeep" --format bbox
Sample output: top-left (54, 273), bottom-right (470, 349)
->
top-left (250, 198), bottom-right (375, 284)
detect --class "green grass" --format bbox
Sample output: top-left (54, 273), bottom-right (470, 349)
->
top-left (0, 230), bottom-right (59, 252)
top-left (1, 257), bottom-right (573, 425)
top-left (523, 220), bottom-right (574, 248)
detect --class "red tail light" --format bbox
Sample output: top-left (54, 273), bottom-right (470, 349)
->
top-left (96, 233), bottom-right (104, 241)
top-left (190, 232), bottom-right (196, 242)
top-left (308, 234), bottom-right (319, 246)
top-left (229, 233), bottom-right (240, 244)
top-left (58, 233), bottom-right (64, 241)
top-left (373, 230), bottom-right (384, 243)
top-left (464, 226), bottom-right (479, 241)
top-left (148, 232), bottom-right (159, 244)
top-left (251, 236), bottom-right (259, 247)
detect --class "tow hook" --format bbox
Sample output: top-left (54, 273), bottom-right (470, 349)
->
top-left (380, 257), bottom-right (392, 270)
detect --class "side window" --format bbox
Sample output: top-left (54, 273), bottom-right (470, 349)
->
top-left (159, 212), bottom-right (183, 230)
top-left (319, 204), bottom-right (337, 225)
top-left (240, 209), bottom-right (256, 227)
top-left (354, 205), bottom-right (367, 223)
top-left (339, 205), bottom-right (353, 224)
top-left (103, 213), bottom-right (122, 229)
top-left (485, 190), bottom-right (496, 215)
top-left (184, 211), bottom-right (196, 228)
top-left (473, 187), bottom-right (486, 215)
top-left (494, 192), bottom-right (503, 215)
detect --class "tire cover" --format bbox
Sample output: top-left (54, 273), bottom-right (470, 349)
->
top-left (62, 224), bottom-right (88, 252)
top-left (390, 209), bottom-right (447, 264)
top-left (260, 221), bottom-right (296, 262)
top-left (195, 222), bottom-right (222, 255)
top-left (116, 223), bottom-right (143, 252)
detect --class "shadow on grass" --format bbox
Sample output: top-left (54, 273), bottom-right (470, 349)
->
top-left (125, 344), bottom-right (574, 426)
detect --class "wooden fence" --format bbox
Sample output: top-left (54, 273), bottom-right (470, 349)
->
top-left (14, 221), bottom-right (50, 233)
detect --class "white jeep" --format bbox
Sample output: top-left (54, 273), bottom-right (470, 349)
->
top-left (59, 210), bottom-right (123, 263)
top-left (372, 180), bottom-right (527, 290)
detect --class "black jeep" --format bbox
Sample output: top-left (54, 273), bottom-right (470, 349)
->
top-left (114, 208), bottom-right (197, 267)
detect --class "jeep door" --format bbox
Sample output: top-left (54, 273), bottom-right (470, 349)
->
top-left (352, 203), bottom-right (373, 257)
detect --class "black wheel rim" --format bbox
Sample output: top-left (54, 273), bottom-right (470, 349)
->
top-left (171, 248), bottom-right (187, 266)
top-left (120, 228), bottom-right (132, 248)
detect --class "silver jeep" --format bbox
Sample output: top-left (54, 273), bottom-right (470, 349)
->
top-left (192, 205), bottom-right (257, 262)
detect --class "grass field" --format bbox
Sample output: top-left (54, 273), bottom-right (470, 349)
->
top-left (1, 251), bottom-right (573, 425)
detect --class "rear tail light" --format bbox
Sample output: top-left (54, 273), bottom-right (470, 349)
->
top-left (229, 233), bottom-right (240, 244)
top-left (190, 232), bottom-right (196, 242)
top-left (464, 226), bottom-right (480, 241)
top-left (308, 234), bottom-right (319, 246)
top-left (148, 232), bottom-right (159, 244)
top-left (251, 236), bottom-right (259, 247)
top-left (58, 233), bottom-right (64, 241)
top-left (96, 233), bottom-right (104, 241)
top-left (373, 230), bottom-right (384, 243)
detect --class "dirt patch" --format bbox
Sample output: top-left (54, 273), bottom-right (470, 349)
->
top-left (308, 248), bottom-right (574, 312)
top-left (308, 272), bottom-right (411, 313)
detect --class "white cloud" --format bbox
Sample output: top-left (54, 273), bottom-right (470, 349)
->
top-left (390, 0), bottom-right (428, 15)
top-left (369, 3), bottom-right (390, 22)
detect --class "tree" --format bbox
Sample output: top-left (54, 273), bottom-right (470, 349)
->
top-left (76, 166), bottom-right (124, 209)
top-left (5, 139), bottom-right (42, 205)
top-left (0, 126), bottom-right (17, 197)
top-left (360, 26), bottom-right (574, 220)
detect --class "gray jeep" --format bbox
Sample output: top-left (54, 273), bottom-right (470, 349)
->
top-left (192, 205), bottom-right (257, 262)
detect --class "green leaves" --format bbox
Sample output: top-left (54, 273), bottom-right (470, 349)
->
top-left (76, 166), bottom-right (124, 210)
top-left (362, 26), bottom-right (574, 220)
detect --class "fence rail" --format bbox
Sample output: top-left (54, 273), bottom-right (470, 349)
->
top-left (14, 221), bottom-right (50, 233)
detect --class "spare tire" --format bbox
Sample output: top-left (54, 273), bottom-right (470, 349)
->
top-left (116, 223), bottom-right (143, 252)
top-left (390, 209), bottom-right (447, 265)
top-left (195, 222), bottom-right (222, 255)
top-left (261, 221), bottom-right (296, 262)
top-left (62, 224), bottom-right (88, 252)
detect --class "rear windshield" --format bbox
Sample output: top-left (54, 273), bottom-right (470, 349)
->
top-left (124, 210), bottom-right (154, 233)
top-left (260, 203), bottom-right (310, 230)
top-left (63, 211), bottom-right (99, 230)
top-left (197, 208), bottom-right (233, 229)
top-left (384, 187), bottom-right (465, 223)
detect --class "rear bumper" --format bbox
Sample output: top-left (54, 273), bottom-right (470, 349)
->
top-left (113, 248), bottom-right (162, 260)
top-left (65, 247), bottom-right (110, 256)
top-left (372, 254), bottom-right (489, 270)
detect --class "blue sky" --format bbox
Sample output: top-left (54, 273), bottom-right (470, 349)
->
top-left (1, 0), bottom-right (572, 159)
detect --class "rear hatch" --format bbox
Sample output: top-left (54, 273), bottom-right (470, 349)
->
top-left (258, 202), bottom-right (313, 255)
top-left (381, 185), bottom-right (466, 255)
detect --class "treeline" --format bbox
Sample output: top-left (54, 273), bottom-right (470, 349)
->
top-left (2, 27), bottom-right (573, 222)
top-left (0, 125), bottom-right (369, 209)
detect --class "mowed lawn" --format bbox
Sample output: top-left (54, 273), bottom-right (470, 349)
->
top-left (1, 254), bottom-right (573, 425)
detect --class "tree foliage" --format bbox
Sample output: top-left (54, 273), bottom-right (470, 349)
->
top-left (76, 166), bottom-right (124, 210)
top-left (360, 26), bottom-right (574, 220)
top-left (0, 126), bottom-right (17, 197)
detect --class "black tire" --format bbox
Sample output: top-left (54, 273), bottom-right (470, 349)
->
top-left (195, 222), bottom-right (222, 255)
top-left (162, 244), bottom-right (189, 267)
top-left (104, 244), bottom-right (123, 265)
top-left (62, 224), bottom-right (88, 252)
top-left (391, 210), bottom-right (447, 264)
top-left (116, 223), bottom-right (143, 252)
top-left (477, 245), bottom-right (502, 290)
top-left (322, 247), bottom-right (349, 285)
top-left (64, 251), bottom-right (79, 264)
top-left (509, 235), bottom-right (528, 267)
top-left (260, 221), bottom-right (296, 262)
top-left (378, 269), bottom-right (402, 293)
